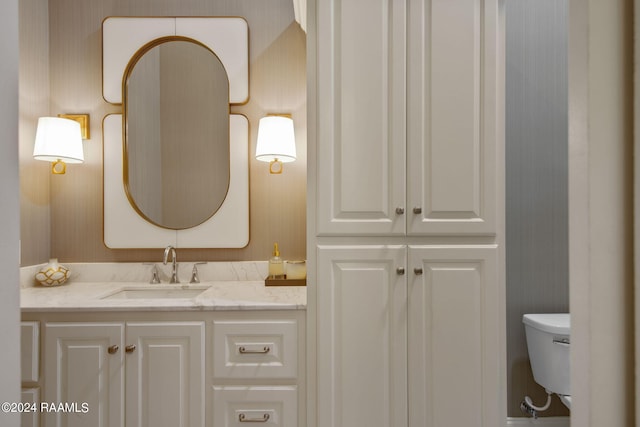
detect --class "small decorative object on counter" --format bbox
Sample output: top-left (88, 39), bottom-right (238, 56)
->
top-left (35, 258), bottom-right (70, 286)
top-left (268, 243), bottom-right (285, 279)
top-left (285, 260), bottom-right (306, 280)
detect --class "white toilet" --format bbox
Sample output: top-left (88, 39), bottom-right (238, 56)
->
top-left (522, 313), bottom-right (571, 410)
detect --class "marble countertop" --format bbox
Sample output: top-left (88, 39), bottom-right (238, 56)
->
top-left (20, 261), bottom-right (306, 312)
top-left (21, 281), bottom-right (307, 312)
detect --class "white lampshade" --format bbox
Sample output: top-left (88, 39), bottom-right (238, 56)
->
top-left (255, 116), bottom-right (296, 163)
top-left (33, 117), bottom-right (84, 165)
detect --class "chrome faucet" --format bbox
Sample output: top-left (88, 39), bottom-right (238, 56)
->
top-left (163, 245), bottom-right (179, 283)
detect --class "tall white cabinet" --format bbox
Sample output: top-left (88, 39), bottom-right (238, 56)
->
top-left (309, 0), bottom-right (505, 425)
top-left (316, 0), bottom-right (500, 237)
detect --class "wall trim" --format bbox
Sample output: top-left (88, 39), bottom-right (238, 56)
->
top-left (506, 416), bottom-right (570, 427)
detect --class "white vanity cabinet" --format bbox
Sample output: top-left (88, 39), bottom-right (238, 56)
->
top-left (43, 321), bottom-right (205, 427)
top-left (315, 0), bottom-right (500, 236)
top-left (316, 245), bottom-right (501, 427)
top-left (22, 308), bottom-right (305, 427)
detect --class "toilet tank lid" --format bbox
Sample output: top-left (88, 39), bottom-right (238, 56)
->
top-left (523, 313), bottom-right (570, 335)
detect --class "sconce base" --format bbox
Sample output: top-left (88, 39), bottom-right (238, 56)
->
top-left (58, 114), bottom-right (90, 139)
top-left (269, 159), bottom-right (283, 174)
top-left (51, 159), bottom-right (66, 174)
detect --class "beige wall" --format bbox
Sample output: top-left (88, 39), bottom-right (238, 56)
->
top-left (569, 0), bottom-right (634, 426)
top-left (19, 0), bottom-right (307, 265)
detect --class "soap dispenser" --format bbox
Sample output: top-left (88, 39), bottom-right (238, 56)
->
top-left (268, 243), bottom-right (285, 279)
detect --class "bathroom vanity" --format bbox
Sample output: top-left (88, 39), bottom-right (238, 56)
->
top-left (20, 276), bottom-right (306, 427)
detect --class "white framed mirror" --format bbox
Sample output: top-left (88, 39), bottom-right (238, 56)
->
top-left (102, 17), bottom-right (249, 248)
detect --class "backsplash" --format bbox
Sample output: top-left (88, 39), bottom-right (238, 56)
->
top-left (20, 261), bottom-right (270, 288)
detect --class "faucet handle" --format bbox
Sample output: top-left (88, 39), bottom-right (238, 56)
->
top-left (190, 262), bottom-right (207, 284)
top-left (143, 263), bottom-right (161, 284)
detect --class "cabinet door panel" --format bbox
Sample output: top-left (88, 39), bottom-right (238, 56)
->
top-left (317, 246), bottom-right (407, 427)
top-left (317, 0), bottom-right (406, 235)
top-left (125, 322), bottom-right (205, 427)
top-left (407, 0), bottom-right (500, 235)
top-left (408, 246), bottom-right (501, 427)
top-left (21, 321), bottom-right (39, 382)
top-left (44, 322), bottom-right (125, 427)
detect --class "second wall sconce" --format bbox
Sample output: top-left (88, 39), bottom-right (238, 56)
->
top-left (33, 116), bottom-right (85, 174)
top-left (255, 115), bottom-right (296, 174)
top-left (58, 113), bottom-right (90, 139)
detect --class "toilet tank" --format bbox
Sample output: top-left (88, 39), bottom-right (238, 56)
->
top-left (522, 313), bottom-right (570, 396)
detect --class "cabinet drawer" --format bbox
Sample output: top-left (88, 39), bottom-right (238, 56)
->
top-left (21, 322), bottom-right (39, 382)
top-left (213, 320), bottom-right (298, 379)
top-left (213, 386), bottom-right (297, 427)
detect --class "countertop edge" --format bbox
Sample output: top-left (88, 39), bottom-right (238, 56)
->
top-left (20, 281), bottom-right (307, 312)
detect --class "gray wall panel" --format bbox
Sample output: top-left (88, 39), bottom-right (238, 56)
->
top-left (506, 0), bottom-right (569, 417)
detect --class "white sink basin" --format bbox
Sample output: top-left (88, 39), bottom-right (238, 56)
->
top-left (102, 286), bottom-right (209, 300)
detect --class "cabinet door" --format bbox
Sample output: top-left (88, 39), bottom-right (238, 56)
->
top-left (316, 0), bottom-right (407, 236)
top-left (125, 322), bottom-right (205, 427)
top-left (44, 322), bottom-right (125, 427)
top-left (408, 246), bottom-right (502, 427)
top-left (317, 246), bottom-right (407, 427)
top-left (407, 0), bottom-right (500, 235)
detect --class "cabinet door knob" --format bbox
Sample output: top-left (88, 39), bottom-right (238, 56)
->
top-left (395, 207), bottom-right (405, 215)
top-left (396, 267), bottom-right (405, 275)
top-left (107, 345), bottom-right (119, 354)
top-left (414, 268), bottom-right (424, 275)
top-left (413, 207), bottom-right (422, 214)
top-left (125, 345), bottom-right (136, 353)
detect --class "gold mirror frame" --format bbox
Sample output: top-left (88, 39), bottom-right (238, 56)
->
top-left (122, 36), bottom-right (231, 230)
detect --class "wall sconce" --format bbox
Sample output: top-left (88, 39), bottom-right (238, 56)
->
top-left (255, 115), bottom-right (296, 174)
top-left (33, 117), bottom-right (85, 174)
top-left (58, 113), bottom-right (90, 139)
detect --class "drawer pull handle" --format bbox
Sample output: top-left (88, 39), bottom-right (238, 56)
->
top-left (239, 413), bottom-right (270, 422)
top-left (395, 207), bottom-right (405, 215)
top-left (125, 345), bottom-right (136, 353)
top-left (413, 207), bottom-right (422, 214)
top-left (238, 346), bottom-right (270, 354)
top-left (107, 345), bottom-right (119, 354)
top-left (414, 268), bottom-right (424, 275)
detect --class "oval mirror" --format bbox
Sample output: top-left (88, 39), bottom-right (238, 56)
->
top-left (123, 37), bottom-right (230, 230)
